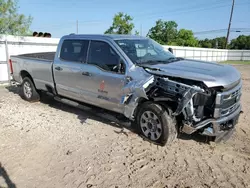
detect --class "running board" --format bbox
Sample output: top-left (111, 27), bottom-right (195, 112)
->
top-left (53, 96), bottom-right (131, 127)
top-left (54, 96), bottom-right (92, 111)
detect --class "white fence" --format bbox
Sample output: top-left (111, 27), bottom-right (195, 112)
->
top-left (0, 35), bottom-right (59, 82)
top-left (163, 46), bottom-right (250, 62)
top-left (0, 35), bottom-right (250, 82)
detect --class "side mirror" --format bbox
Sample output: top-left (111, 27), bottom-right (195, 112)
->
top-left (118, 59), bottom-right (126, 74)
top-left (168, 47), bottom-right (173, 54)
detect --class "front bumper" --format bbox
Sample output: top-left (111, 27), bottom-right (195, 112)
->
top-left (182, 103), bottom-right (242, 136)
top-left (200, 104), bottom-right (242, 137)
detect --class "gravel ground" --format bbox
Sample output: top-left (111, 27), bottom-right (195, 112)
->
top-left (0, 65), bottom-right (250, 188)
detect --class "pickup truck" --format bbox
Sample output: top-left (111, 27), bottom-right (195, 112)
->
top-left (10, 34), bottom-right (243, 146)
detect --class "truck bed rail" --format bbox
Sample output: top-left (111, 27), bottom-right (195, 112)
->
top-left (15, 52), bottom-right (56, 61)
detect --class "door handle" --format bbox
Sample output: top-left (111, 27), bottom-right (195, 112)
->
top-left (55, 66), bottom-right (63, 71)
top-left (82, 72), bottom-right (91, 76)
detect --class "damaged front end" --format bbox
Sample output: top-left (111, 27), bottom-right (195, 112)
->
top-left (121, 75), bottom-right (155, 119)
top-left (121, 70), bottom-right (242, 141)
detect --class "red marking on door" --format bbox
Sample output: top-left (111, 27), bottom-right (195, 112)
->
top-left (100, 80), bottom-right (105, 91)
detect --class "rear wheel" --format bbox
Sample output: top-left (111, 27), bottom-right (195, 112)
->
top-left (21, 77), bottom-right (40, 102)
top-left (136, 102), bottom-right (177, 146)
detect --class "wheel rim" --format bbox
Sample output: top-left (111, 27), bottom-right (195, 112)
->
top-left (23, 81), bottom-right (32, 98)
top-left (140, 111), bottom-right (162, 141)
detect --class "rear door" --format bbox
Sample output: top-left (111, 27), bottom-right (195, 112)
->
top-left (53, 39), bottom-right (90, 102)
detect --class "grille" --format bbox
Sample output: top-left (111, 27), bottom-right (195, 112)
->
top-left (214, 81), bottom-right (242, 118)
top-left (221, 101), bottom-right (241, 116)
top-left (223, 87), bottom-right (241, 101)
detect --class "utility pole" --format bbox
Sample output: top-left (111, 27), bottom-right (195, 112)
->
top-left (76, 20), bottom-right (78, 34)
top-left (225, 0), bottom-right (235, 49)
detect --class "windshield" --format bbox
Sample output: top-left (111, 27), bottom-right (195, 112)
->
top-left (114, 38), bottom-right (175, 65)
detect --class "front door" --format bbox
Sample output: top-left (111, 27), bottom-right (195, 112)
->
top-left (80, 40), bottom-right (127, 113)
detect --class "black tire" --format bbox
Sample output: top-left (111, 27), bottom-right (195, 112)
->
top-left (136, 101), bottom-right (177, 146)
top-left (21, 77), bottom-right (40, 102)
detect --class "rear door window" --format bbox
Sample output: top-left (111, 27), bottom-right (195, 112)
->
top-left (60, 40), bottom-right (89, 62)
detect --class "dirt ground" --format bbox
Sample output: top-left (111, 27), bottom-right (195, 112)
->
top-left (0, 65), bottom-right (250, 188)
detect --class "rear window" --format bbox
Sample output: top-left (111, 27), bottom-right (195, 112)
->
top-left (60, 40), bottom-right (89, 62)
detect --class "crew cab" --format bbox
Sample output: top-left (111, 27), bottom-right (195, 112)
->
top-left (9, 34), bottom-right (243, 146)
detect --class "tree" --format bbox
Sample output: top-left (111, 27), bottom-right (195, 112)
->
top-left (212, 37), bottom-right (226, 49)
top-left (199, 37), bottom-right (226, 49)
top-left (175, 29), bottom-right (199, 47)
top-left (0, 0), bottom-right (32, 35)
top-left (104, 12), bottom-right (134, 34)
top-left (147, 19), bottom-right (178, 45)
top-left (229, 35), bottom-right (250, 50)
top-left (134, 30), bottom-right (140, 35)
top-left (199, 38), bottom-right (213, 48)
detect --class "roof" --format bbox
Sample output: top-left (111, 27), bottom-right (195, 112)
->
top-left (62, 34), bottom-right (148, 40)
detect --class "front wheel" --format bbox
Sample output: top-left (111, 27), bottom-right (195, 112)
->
top-left (21, 77), bottom-right (40, 102)
top-left (136, 102), bottom-right (177, 146)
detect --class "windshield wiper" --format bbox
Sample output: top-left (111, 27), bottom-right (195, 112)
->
top-left (167, 57), bottom-right (184, 61)
top-left (137, 60), bottom-right (169, 65)
top-left (137, 57), bottom-right (184, 65)
top-left (142, 66), bottom-right (161, 71)
top-left (135, 63), bottom-right (161, 71)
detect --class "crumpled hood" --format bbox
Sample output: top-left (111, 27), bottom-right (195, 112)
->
top-left (144, 59), bottom-right (241, 89)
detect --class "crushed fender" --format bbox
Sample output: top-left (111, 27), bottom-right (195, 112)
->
top-left (173, 88), bottom-right (201, 116)
top-left (121, 75), bottom-right (155, 120)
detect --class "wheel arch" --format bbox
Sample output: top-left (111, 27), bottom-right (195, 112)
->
top-left (133, 98), bottom-right (178, 118)
top-left (20, 70), bottom-right (37, 88)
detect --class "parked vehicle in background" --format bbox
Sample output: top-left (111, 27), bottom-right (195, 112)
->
top-left (9, 34), bottom-right (243, 146)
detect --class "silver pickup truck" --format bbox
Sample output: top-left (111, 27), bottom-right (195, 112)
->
top-left (10, 34), bottom-right (242, 146)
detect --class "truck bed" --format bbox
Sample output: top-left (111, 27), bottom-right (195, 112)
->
top-left (16, 52), bottom-right (56, 61)
top-left (11, 52), bottom-right (56, 91)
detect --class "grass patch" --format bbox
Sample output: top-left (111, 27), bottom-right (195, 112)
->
top-left (219, 60), bottom-right (250, 65)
